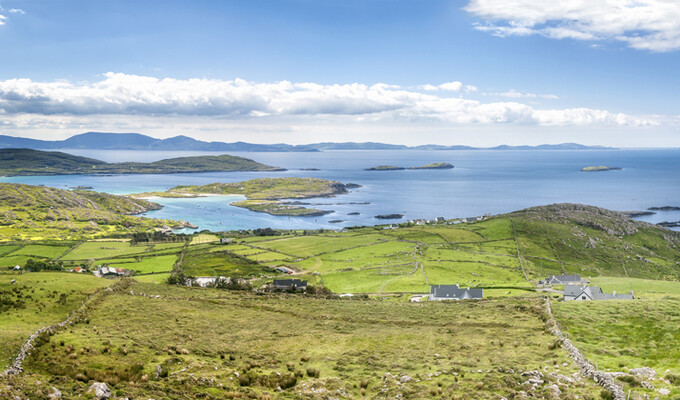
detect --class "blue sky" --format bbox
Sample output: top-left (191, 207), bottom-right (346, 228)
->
top-left (0, 0), bottom-right (678, 146)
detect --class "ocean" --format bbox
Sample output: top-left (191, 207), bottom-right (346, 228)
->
top-left (2, 149), bottom-right (679, 232)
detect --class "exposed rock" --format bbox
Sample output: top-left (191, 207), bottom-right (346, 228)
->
top-left (400, 375), bottom-right (412, 383)
top-left (87, 382), bottom-right (111, 399)
top-left (546, 384), bottom-right (561, 396)
top-left (47, 387), bottom-right (62, 399)
top-left (630, 367), bottom-right (657, 379)
top-left (657, 388), bottom-right (671, 396)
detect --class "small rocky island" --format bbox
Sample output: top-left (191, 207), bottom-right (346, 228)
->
top-left (364, 165), bottom-right (405, 171)
top-left (375, 214), bottom-right (404, 219)
top-left (408, 162), bottom-right (454, 170)
top-left (648, 206), bottom-right (680, 211)
top-left (580, 166), bottom-right (622, 172)
top-left (365, 162), bottom-right (454, 171)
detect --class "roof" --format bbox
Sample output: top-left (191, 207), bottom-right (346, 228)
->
top-left (430, 284), bottom-right (483, 300)
top-left (272, 279), bottom-right (307, 287)
top-left (564, 285), bottom-right (634, 300)
top-left (547, 274), bottom-right (581, 283)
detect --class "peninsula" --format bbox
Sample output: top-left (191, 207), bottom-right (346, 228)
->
top-left (0, 183), bottom-right (195, 240)
top-left (580, 166), bottom-right (622, 172)
top-left (139, 177), bottom-right (358, 217)
top-left (0, 149), bottom-right (284, 176)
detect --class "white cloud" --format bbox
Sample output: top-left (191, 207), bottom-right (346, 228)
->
top-left (0, 73), bottom-right (657, 128)
top-left (0, 14), bottom-right (6, 25)
top-left (419, 82), bottom-right (478, 93)
top-left (484, 89), bottom-right (559, 100)
top-left (464, 0), bottom-right (680, 51)
top-left (9, 8), bottom-right (25, 14)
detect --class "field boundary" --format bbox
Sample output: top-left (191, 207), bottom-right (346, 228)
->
top-left (544, 298), bottom-right (625, 400)
top-left (1, 279), bottom-right (128, 376)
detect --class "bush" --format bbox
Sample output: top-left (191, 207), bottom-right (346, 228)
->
top-left (306, 368), bottom-right (320, 378)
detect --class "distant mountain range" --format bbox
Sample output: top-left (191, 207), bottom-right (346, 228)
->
top-left (0, 132), bottom-right (615, 152)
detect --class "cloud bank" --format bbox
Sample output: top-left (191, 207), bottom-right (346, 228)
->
top-left (0, 73), bottom-right (656, 128)
top-left (464, 0), bottom-right (680, 52)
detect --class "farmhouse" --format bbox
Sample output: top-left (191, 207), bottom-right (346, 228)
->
top-left (563, 285), bottom-right (634, 301)
top-left (541, 274), bottom-right (584, 285)
top-left (220, 238), bottom-right (234, 244)
top-left (429, 284), bottom-right (483, 301)
top-left (272, 279), bottom-right (308, 291)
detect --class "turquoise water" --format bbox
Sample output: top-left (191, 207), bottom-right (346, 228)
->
top-left (2, 149), bottom-right (680, 231)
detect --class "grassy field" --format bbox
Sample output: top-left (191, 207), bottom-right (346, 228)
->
top-left (63, 241), bottom-right (152, 260)
top-left (0, 272), bottom-right (113, 369)
top-left (10, 282), bottom-right (604, 399)
top-left (9, 244), bottom-right (72, 259)
top-left (553, 296), bottom-right (680, 397)
top-left (108, 254), bottom-right (178, 274)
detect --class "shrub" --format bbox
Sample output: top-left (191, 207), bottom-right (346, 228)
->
top-left (306, 368), bottom-right (320, 378)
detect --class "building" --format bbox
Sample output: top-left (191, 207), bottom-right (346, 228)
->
top-left (272, 279), bottom-right (308, 291)
top-left (541, 274), bottom-right (584, 285)
top-left (220, 238), bottom-right (234, 244)
top-left (98, 266), bottom-right (119, 277)
top-left (429, 284), bottom-right (483, 301)
top-left (563, 285), bottom-right (634, 301)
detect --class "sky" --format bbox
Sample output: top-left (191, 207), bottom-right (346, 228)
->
top-left (0, 0), bottom-right (679, 147)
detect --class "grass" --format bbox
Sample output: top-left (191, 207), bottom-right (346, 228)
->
top-left (14, 283), bottom-right (603, 399)
top-left (108, 254), bottom-right (178, 274)
top-left (553, 297), bottom-right (680, 397)
top-left (0, 272), bottom-right (113, 369)
top-left (9, 244), bottom-right (71, 259)
top-left (180, 248), bottom-right (273, 278)
top-left (63, 241), bottom-right (151, 260)
top-left (189, 234), bottom-right (219, 245)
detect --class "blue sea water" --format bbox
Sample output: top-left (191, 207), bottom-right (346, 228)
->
top-left (2, 149), bottom-right (679, 232)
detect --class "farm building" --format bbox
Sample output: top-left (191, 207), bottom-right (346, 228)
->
top-left (220, 238), bottom-right (234, 244)
top-left (429, 284), bottom-right (483, 301)
top-left (272, 279), bottom-right (308, 291)
top-left (563, 285), bottom-right (634, 301)
top-left (541, 274), bottom-right (584, 285)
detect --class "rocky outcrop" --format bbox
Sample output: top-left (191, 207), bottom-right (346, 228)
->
top-left (544, 298), bottom-right (625, 400)
top-left (87, 382), bottom-right (111, 399)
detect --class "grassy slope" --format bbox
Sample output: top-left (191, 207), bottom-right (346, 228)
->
top-left (0, 183), bottom-right (191, 241)
top-left (13, 283), bottom-right (603, 399)
top-left (0, 149), bottom-right (282, 176)
top-left (0, 272), bottom-right (113, 369)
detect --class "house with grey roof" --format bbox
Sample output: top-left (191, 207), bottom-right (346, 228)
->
top-left (541, 274), bottom-right (584, 285)
top-left (272, 279), bottom-right (308, 292)
top-left (563, 285), bottom-right (634, 301)
top-left (429, 284), bottom-right (483, 301)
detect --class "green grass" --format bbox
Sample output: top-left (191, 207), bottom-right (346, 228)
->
top-left (9, 244), bottom-right (71, 259)
top-left (15, 284), bottom-right (602, 399)
top-left (108, 254), bottom-right (178, 274)
top-left (590, 276), bottom-right (680, 298)
top-left (0, 245), bottom-right (20, 257)
top-left (181, 249), bottom-right (273, 278)
top-left (553, 297), bottom-right (680, 397)
top-left (0, 255), bottom-right (37, 268)
top-left (133, 272), bottom-right (172, 284)
top-left (63, 241), bottom-right (151, 260)
top-left (0, 272), bottom-right (113, 369)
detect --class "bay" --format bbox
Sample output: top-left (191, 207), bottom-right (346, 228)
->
top-left (2, 149), bottom-right (680, 232)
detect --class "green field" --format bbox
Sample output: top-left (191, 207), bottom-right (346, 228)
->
top-left (12, 283), bottom-right (604, 399)
top-left (0, 272), bottom-right (113, 369)
top-left (9, 244), bottom-right (72, 259)
top-left (63, 241), bottom-right (151, 260)
top-left (108, 254), bottom-right (178, 274)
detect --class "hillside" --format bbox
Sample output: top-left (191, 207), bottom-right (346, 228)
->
top-left (0, 183), bottom-right (193, 240)
top-left (0, 149), bottom-right (283, 176)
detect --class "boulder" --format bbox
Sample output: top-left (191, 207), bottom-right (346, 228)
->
top-left (47, 387), bottom-right (62, 399)
top-left (87, 382), bottom-right (111, 400)
top-left (400, 375), bottom-right (412, 383)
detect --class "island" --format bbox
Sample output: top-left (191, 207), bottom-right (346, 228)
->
top-left (658, 221), bottom-right (680, 228)
top-left (648, 206), bottom-right (680, 211)
top-left (0, 148), bottom-right (284, 176)
top-left (375, 214), bottom-right (404, 219)
top-left (408, 162), bottom-right (454, 170)
top-left (365, 162), bottom-right (454, 171)
top-left (580, 166), bottom-right (622, 172)
top-left (137, 177), bottom-right (358, 217)
top-left (364, 165), bottom-right (405, 171)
